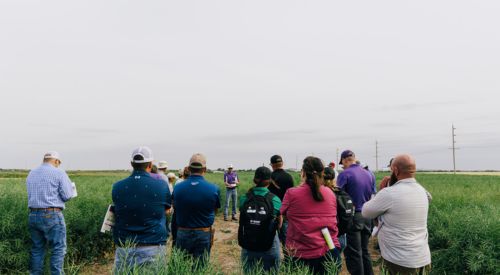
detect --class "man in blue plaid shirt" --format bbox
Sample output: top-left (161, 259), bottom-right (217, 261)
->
top-left (26, 151), bottom-right (76, 275)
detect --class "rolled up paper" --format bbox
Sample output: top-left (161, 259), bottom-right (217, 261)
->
top-left (321, 227), bottom-right (335, 250)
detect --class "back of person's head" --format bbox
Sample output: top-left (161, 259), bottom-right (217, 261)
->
top-left (151, 164), bottom-right (158, 174)
top-left (188, 153), bottom-right (207, 174)
top-left (130, 146), bottom-right (154, 171)
top-left (131, 155), bottom-right (152, 171)
top-left (183, 166), bottom-right (191, 178)
top-left (323, 166), bottom-right (336, 189)
top-left (253, 166), bottom-right (272, 187)
top-left (302, 156), bottom-right (325, 202)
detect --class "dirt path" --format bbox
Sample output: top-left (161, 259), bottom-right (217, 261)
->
top-left (211, 215), bottom-right (242, 274)
top-left (211, 215), bottom-right (382, 275)
top-left (83, 216), bottom-right (381, 274)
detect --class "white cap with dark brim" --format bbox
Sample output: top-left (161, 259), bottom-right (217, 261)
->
top-left (131, 146), bottom-right (154, 163)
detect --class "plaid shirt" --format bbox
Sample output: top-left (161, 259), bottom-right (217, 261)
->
top-left (26, 163), bottom-right (74, 209)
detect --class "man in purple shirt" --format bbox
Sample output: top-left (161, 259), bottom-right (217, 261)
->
top-left (223, 164), bottom-right (239, 221)
top-left (337, 150), bottom-right (375, 275)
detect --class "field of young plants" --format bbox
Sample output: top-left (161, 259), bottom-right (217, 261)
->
top-left (0, 170), bottom-right (498, 274)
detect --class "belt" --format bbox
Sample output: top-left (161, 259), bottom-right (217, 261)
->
top-left (135, 244), bottom-right (161, 247)
top-left (178, 226), bottom-right (211, 232)
top-left (29, 207), bottom-right (62, 212)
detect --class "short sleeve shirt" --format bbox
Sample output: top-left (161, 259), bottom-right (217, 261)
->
top-left (173, 175), bottom-right (221, 228)
top-left (337, 164), bottom-right (375, 211)
top-left (268, 169), bottom-right (294, 201)
top-left (239, 187), bottom-right (282, 215)
top-left (112, 170), bottom-right (171, 245)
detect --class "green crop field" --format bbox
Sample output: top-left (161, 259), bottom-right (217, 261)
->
top-left (0, 170), bottom-right (499, 274)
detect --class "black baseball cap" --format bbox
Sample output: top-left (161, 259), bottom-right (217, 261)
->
top-left (339, 150), bottom-right (355, 165)
top-left (254, 166), bottom-right (272, 181)
top-left (270, 155), bottom-right (283, 164)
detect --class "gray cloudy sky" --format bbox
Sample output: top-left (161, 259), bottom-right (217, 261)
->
top-left (1, 1), bottom-right (499, 171)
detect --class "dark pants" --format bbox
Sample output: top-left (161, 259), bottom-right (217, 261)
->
top-left (171, 212), bottom-right (178, 246)
top-left (382, 258), bottom-right (431, 275)
top-left (175, 229), bottom-right (212, 267)
top-left (292, 248), bottom-right (342, 275)
top-left (279, 219), bottom-right (288, 253)
top-left (344, 212), bottom-right (373, 275)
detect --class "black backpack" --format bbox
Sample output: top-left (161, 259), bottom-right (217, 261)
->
top-left (332, 187), bottom-right (355, 235)
top-left (238, 190), bottom-right (278, 251)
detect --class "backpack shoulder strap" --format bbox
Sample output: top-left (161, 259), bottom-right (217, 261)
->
top-left (246, 188), bottom-right (255, 200)
top-left (263, 191), bottom-right (277, 215)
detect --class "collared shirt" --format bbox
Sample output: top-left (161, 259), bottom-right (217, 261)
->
top-left (224, 171), bottom-right (239, 189)
top-left (112, 170), bottom-right (171, 245)
top-left (280, 183), bottom-right (340, 259)
top-left (26, 163), bottom-right (74, 209)
top-left (239, 187), bottom-right (281, 215)
top-left (337, 164), bottom-right (375, 211)
top-left (173, 175), bottom-right (221, 228)
top-left (362, 178), bottom-right (431, 268)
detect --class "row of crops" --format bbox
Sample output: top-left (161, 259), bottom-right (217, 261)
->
top-left (0, 171), bottom-right (498, 274)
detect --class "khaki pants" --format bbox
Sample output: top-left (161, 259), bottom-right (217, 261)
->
top-left (382, 258), bottom-right (431, 275)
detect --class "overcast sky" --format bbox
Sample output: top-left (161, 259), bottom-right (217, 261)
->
top-left (1, 1), bottom-right (499, 171)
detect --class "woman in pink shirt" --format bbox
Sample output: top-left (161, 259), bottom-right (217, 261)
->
top-left (281, 156), bottom-right (341, 274)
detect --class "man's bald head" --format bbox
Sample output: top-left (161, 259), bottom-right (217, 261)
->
top-left (391, 154), bottom-right (417, 180)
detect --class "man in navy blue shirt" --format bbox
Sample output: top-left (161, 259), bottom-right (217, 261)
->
top-left (173, 153), bottom-right (221, 267)
top-left (112, 146), bottom-right (171, 272)
top-left (337, 150), bottom-right (375, 275)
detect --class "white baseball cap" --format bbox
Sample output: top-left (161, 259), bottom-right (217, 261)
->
top-left (228, 164), bottom-right (234, 169)
top-left (44, 151), bottom-right (61, 161)
top-left (131, 146), bottom-right (154, 163)
top-left (166, 172), bottom-right (176, 178)
top-left (158, 160), bottom-right (168, 169)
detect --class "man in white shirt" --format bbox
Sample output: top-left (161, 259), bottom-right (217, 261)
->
top-left (362, 154), bottom-right (431, 275)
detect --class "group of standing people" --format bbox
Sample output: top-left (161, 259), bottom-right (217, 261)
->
top-left (25, 147), bottom-right (431, 275)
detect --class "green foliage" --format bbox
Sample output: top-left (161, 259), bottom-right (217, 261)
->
top-left (0, 173), bottom-right (126, 274)
top-left (415, 174), bottom-right (500, 275)
top-left (2, 171), bottom-right (499, 274)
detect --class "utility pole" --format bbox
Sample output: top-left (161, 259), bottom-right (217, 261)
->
top-left (451, 124), bottom-right (458, 174)
top-left (375, 140), bottom-right (379, 172)
top-left (336, 148), bottom-right (339, 171)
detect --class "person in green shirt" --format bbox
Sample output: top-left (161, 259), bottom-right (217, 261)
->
top-left (238, 166), bottom-right (282, 272)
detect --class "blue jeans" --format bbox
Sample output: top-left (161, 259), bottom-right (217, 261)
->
top-left (113, 245), bottom-right (166, 273)
top-left (224, 188), bottom-right (237, 218)
top-left (175, 229), bottom-right (212, 267)
top-left (241, 234), bottom-right (281, 272)
top-left (28, 210), bottom-right (66, 275)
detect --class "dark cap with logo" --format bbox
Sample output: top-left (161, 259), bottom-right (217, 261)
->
top-left (339, 150), bottom-right (355, 165)
top-left (254, 166), bottom-right (272, 181)
top-left (270, 155), bottom-right (283, 164)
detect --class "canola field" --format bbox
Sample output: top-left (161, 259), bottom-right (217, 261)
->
top-left (0, 171), bottom-right (498, 274)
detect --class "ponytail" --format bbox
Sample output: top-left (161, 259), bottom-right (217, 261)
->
top-left (302, 156), bottom-right (325, 202)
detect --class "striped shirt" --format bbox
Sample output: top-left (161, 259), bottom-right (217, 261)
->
top-left (26, 163), bottom-right (74, 209)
